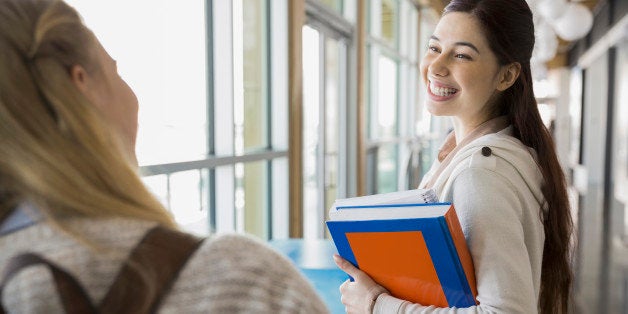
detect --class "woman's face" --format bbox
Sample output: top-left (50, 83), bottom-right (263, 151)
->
top-left (76, 37), bottom-right (139, 157)
top-left (420, 12), bottom-right (505, 128)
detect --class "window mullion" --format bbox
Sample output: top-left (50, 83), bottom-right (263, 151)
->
top-left (213, 0), bottom-right (236, 233)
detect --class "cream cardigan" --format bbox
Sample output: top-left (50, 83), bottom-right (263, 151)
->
top-left (0, 218), bottom-right (329, 313)
top-left (374, 126), bottom-right (545, 313)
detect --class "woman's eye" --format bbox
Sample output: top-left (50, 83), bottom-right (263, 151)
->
top-left (455, 54), bottom-right (471, 60)
top-left (428, 46), bottom-right (440, 53)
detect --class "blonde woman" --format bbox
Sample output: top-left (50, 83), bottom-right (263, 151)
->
top-left (0, 0), bottom-right (328, 312)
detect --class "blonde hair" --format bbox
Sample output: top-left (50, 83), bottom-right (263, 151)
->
top-left (0, 0), bottom-right (175, 229)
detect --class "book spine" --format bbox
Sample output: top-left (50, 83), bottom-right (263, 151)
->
top-left (444, 206), bottom-right (478, 302)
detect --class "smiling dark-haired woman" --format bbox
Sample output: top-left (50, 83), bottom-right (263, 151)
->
top-left (334, 0), bottom-right (573, 313)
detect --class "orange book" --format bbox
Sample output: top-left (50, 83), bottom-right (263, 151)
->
top-left (326, 190), bottom-right (477, 307)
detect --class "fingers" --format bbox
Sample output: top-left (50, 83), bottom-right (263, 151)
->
top-left (333, 254), bottom-right (361, 278)
top-left (339, 278), bottom-right (350, 294)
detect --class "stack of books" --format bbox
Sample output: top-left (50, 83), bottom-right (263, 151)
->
top-left (326, 189), bottom-right (478, 308)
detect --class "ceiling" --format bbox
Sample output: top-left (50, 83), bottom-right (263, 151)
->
top-left (550, 0), bottom-right (599, 68)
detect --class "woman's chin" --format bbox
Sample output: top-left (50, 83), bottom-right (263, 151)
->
top-left (425, 103), bottom-right (454, 117)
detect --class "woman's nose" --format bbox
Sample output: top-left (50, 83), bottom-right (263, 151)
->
top-left (428, 55), bottom-right (449, 77)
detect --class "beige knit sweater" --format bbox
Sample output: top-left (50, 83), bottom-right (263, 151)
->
top-left (0, 218), bottom-right (329, 313)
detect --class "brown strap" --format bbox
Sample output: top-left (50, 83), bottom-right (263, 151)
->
top-left (0, 253), bottom-right (96, 314)
top-left (0, 226), bottom-right (203, 314)
top-left (98, 226), bottom-right (204, 314)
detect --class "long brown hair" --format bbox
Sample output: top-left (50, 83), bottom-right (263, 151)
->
top-left (443, 0), bottom-right (573, 312)
top-left (0, 0), bottom-right (175, 231)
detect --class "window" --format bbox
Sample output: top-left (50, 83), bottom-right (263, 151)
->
top-left (70, 0), bottom-right (289, 239)
top-left (366, 0), bottom-right (421, 193)
top-left (302, 1), bottom-right (353, 239)
top-left (210, 0), bottom-right (291, 239)
top-left (233, 0), bottom-right (271, 238)
top-left (302, 25), bottom-right (322, 239)
top-left (416, 8), bottom-right (441, 176)
top-left (375, 56), bottom-right (399, 193)
top-left (380, 0), bottom-right (398, 47)
top-left (69, 0), bottom-right (429, 240)
top-left (66, 0), bottom-right (210, 234)
top-left (66, 0), bottom-right (208, 166)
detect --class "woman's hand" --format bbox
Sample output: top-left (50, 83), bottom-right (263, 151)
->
top-left (333, 254), bottom-right (389, 314)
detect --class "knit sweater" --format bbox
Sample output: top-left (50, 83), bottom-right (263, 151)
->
top-left (0, 218), bottom-right (329, 313)
top-left (374, 126), bottom-right (545, 313)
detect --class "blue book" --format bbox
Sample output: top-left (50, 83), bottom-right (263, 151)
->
top-left (326, 190), bottom-right (477, 308)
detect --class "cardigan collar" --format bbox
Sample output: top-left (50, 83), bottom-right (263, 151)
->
top-left (423, 116), bottom-right (509, 189)
top-left (0, 203), bottom-right (40, 236)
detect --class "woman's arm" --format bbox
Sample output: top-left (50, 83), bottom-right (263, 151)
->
top-left (335, 167), bottom-right (542, 313)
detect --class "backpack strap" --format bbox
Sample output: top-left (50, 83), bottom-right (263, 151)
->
top-left (0, 226), bottom-right (204, 314)
top-left (0, 253), bottom-right (97, 314)
top-left (99, 226), bottom-right (204, 314)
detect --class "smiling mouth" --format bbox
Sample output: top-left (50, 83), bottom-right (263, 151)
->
top-left (429, 81), bottom-right (459, 97)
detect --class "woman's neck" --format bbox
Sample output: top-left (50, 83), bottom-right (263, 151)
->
top-left (451, 118), bottom-right (482, 145)
top-left (451, 115), bottom-right (506, 145)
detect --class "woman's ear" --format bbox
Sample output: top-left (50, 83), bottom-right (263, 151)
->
top-left (70, 64), bottom-right (103, 109)
top-left (70, 64), bottom-right (91, 95)
top-left (496, 62), bottom-right (521, 91)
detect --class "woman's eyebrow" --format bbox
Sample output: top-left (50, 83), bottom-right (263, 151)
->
top-left (430, 35), bottom-right (480, 54)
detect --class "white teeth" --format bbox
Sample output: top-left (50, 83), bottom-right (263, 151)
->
top-left (430, 82), bottom-right (458, 97)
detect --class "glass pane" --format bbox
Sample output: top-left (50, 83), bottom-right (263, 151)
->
top-left (381, 0), bottom-right (398, 47)
top-left (378, 56), bottom-right (398, 138)
top-left (271, 157), bottom-right (289, 239)
top-left (201, 168), bottom-right (213, 233)
top-left (408, 4), bottom-right (419, 62)
top-left (396, 0), bottom-right (418, 61)
top-left (170, 170), bottom-right (208, 235)
top-left (417, 8), bottom-right (435, 139)
top-left (235, 161), bottom-right (269, 239)
top-left (302, 25), bottom-right (321, 239)
top-left (143, 171), bottom-right (210, 236)
top-left (615, 42), bottom-right (628, 238)
top-left (343, 0), bottom-right (357, 23)
top-left (366, 46), bottom-right (373, 139)
top-left (414, 64), bottom-right (430, 136)
top-left (378, 144), bottom-right (398, 193)
top-left (142, 175), bottom-right (168, 208)
top-left (320, 0), bottom-right (343, 13)
top-left (66, 0), bottom-right (208, 166)
top-left (325, 38), bottom-right (341, 215)
top-left (215, 165), bottom-right (235, 233)
top-left (366, 147), bottom-right (378, 195)
top-left (237, 0), bottom-right (269, 153)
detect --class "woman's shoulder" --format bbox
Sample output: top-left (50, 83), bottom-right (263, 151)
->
top-left (0, 217), bottom-right (155, 261)
top-left (473, 126), bottom-right (533, 155)
top-left (459, 126), bottom-right (540, 173)
top-left (182, 232), bottom-right (307, 285)
top-left (448, 126), bottom-right (545, 206)
top-left (192, 232), bottom-right (294, 268)
top-left (163, 232), bottom-right (329, 313)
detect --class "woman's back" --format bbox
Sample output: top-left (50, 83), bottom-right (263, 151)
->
top-left (1, 216), bottom-right (328, 313)
top-left (0, 1), bottom-right (328, 311)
